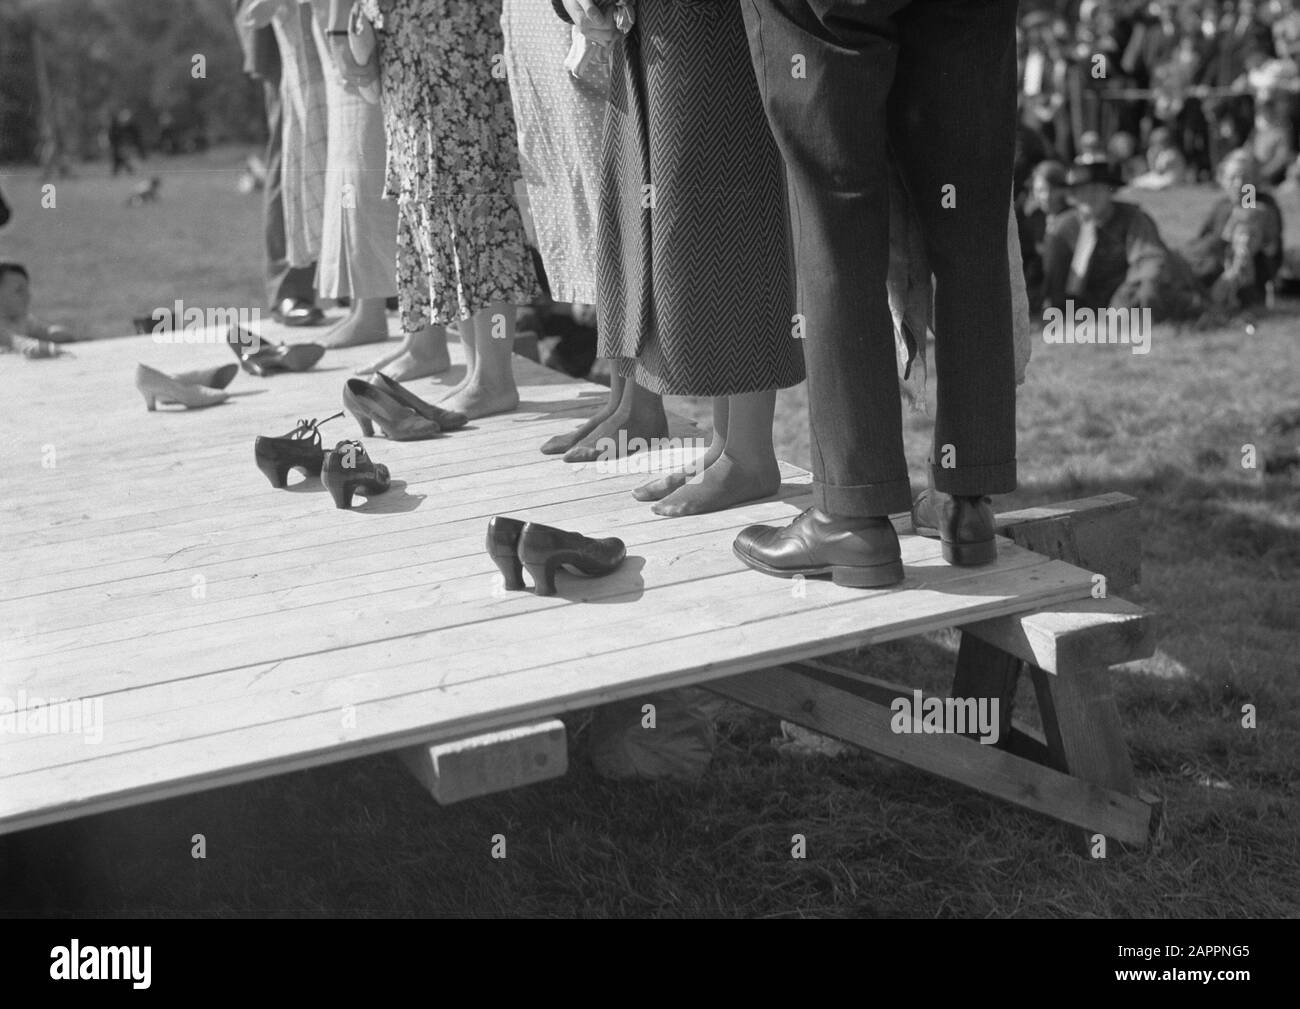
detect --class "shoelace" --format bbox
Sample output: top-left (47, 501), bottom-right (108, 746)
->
top-left (330, 439), bottom-right (371, 468)
top-left (288, 411), bottom-right (344, 445)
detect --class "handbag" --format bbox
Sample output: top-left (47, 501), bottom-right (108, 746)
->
top-left (347, 3), bottom-right (375, 66)
top-left (347, 3), bottom-right (381, 104)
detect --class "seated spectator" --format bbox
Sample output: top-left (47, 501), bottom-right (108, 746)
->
top-left (1029, 160), bottom-right (1071, 225)
top-left (1182, 149), bottom-right (1284, 311)
top-left (1021, 160), bottom-right (1071, 314)
top-left (1107, 132), bottom-right (1149, 184)
top-left (1014, 117), bottom-right (1050, 201)
top-left (1042, 158), bottom-right (1202, 322)
top-left (0, 264), bottom-right (75, 359)
top-left (1077, 130), bottom-right (1107, 163)
top-left (1131, 126), bottom-right (1190, 188)
top-left (1248, 89), bottom-right (1297, 186)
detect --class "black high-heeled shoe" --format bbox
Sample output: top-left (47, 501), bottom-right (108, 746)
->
top-left (228, 325), bottom-right (325, 376)
top-left (343, 378), bottom-right (441, 441)
top-left (517, 522), bottom-right (626, 596)
top-left (373, 373), bottom-right (469, 431)
top-left (486, 516), bottom-right (526, 590)
top-left (254, 412), bottom-right (343, 488)
top-left (321, 439), bottom-right (391, 510)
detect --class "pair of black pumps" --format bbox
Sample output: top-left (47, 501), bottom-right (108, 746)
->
top-left (254, 413), bottom-right (391, 510)
top-left (486, 517), bottom-right (626, 597)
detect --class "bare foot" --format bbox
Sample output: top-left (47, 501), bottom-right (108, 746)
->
top-left (541, 401), bottom-right (621, 455)
top-left (439, 364), bottom-right (475, 400)
top-left (438, 381), bottom-right (519, 420)
top-left (381, 324), bottom-right (450, 381)
top-left (322, 302), bottom-right (389, 349)
top-left (633, 440), bottom-right (721, 500)
top-left (562, 403), bottom-right (669, 464)
top-left (356, 337), bottom-right (409, 375)
top-left (651, 453), bottom-right (781, 517)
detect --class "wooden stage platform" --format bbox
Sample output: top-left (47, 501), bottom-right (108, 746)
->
top-left (0, 323), bottom-right (1153, 842)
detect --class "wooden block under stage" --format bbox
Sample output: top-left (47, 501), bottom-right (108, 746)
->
top-left (0, 328), bottom-right (1100, 836)
top-left (399, 719), bottom-right (568, 805)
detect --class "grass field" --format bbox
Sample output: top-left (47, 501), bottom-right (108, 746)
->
top-left (1, 150), bottom-right (1297, 917)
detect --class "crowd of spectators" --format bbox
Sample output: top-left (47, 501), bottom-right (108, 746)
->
top-left (1018, 0), bottom-right (1300, 181)
top-left (1014, 0), bottom-right (1297, 323)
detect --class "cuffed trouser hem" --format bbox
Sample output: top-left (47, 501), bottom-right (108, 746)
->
top-left (813, 478), bottom-right (914, 519)
top-left (931, 459), bottom-right (1018, 498)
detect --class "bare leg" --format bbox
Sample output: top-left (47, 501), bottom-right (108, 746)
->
top-left (355, 328), bottom-right (411, 375)
top-left (634, 396), bottom-right (727, 500)
top-left (437, 302), bottom-right (520, 419)
top-left (562, 375), bottom-right (668, 463)
top-left (322, 296), bottom-right (390, 349)
top-left (541, 368), bottom-right (626, 455)
top-left (357, 320), bottom-right (453, 375)
top-left (378, 322), bottom-right (451, 380)
top-left (438, 317), bottom-right (477, 398)
top-left (652, 389), bottom-right (781, 517)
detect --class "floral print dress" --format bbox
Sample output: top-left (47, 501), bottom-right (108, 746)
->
top-left (359, 0), bottom-right (540, 330)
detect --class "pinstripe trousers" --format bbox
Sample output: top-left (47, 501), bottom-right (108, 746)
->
top-left (743, 0), bottom-right (1021, 516)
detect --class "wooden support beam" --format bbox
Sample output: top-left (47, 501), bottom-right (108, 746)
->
top-left (399, 719), bottom-right (567, 805)
top-left (951, 633), bottom-right (1022, 749)
top-left (783, 660), bottom-right (1056, 766)
top-left (1003, 724), bottom-right (1053, 766)
top-left (959, 596), bottom-right (1155, 677)
top-left (710, 667), bottom-right (1153, 845)
top-left (792, 661), bottom-right (904, 708)
top-left (1030, 664), bottom-right (1136, 794)
top-left (993, 492), bottom-right (1142, 592)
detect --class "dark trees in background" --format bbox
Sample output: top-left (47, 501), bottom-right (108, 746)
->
top-left (0, 0), bottom-right (264, 165)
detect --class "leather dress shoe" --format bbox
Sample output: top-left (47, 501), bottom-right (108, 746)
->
top-left (321, 439), bottom-right (391, 510)
top-left (228, 325), bottom-right (325, 376)
top-left (517, 522), bottom-right (626, 597)
top-left (342, 378), bottom-right (441, 440)
top-left (169, 362), bottom-right (238, 392)
top-left (486, 518), bottom-right (626, 596)
top-left (486, 517), bottom-right (527, 590)
top-left (732, 507), bottom-right (903, 588)
top-left (271, 297), bottom-right (325, 327)
top-left (911, 489), bottom-right (997, 566)
top-left (135, 363), bottom-right (229, 411)
top-left (373, 373), bottom-right (468, 431)
top-left (254, 412), bottom-right (343, 488)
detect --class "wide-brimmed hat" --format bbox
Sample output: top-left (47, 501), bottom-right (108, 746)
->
top-left (1065, 156), bottom-right (1121, 190)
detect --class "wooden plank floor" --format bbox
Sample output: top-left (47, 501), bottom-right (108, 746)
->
top-left (0, 323), bottom-right (1097, 834)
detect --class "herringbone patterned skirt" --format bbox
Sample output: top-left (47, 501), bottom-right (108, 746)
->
top-left (596, 0), bottom-right (805, 398)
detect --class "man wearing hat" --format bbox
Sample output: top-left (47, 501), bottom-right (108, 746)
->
top-left (1042, 156), bottom-right (1199, 319)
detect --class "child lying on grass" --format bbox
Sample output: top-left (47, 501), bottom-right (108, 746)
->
top-left (0, 263), bottom-right (76, 358)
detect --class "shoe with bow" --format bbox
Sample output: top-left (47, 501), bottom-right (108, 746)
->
top-left (254, 411), bottom-right (344, 488)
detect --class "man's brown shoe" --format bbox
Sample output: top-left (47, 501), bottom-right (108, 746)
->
top-left (732, 507), bottom-right (904, 588)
